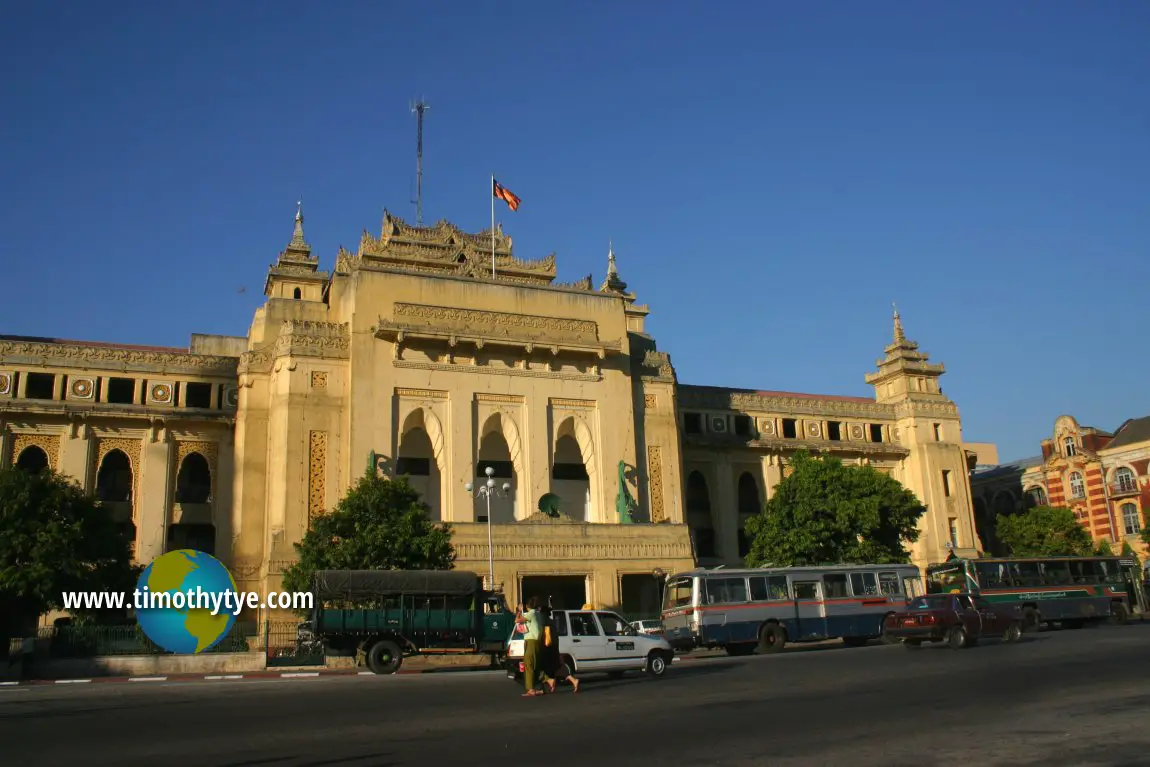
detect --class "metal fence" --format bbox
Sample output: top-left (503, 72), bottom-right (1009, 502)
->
top-left (264, 620), bottom-right (325, 667)
top-left (36, 621), bottom-right (261, 658)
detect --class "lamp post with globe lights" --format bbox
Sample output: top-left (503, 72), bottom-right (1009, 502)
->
top-left (465, 466), bottom-right (513, 591)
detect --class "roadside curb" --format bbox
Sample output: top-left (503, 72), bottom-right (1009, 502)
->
top-left (2, 652), bottom-right (701, 688)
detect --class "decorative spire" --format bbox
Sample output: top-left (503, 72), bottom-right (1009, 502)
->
top-left (892, 301), bottom-right (905, 344)
top-left (289, 199), bottom-right (309, 251)
top-left (599, 238), bottom-right (628, 294)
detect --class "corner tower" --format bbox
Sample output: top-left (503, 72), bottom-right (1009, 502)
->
top-left (865, 306), bottom-right (983, 568)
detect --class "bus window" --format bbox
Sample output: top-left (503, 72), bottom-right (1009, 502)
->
top-left (750, 576), bottom-right (789, 601)
top-left (975, 561), bottom-right (1007, 588)
top-left (707, 577), bottom-right (748, 605)
top-left (768, 576), bottom-right (790, 600)
top-left (749, 577), bottom-right (769, 601)
top-left (823, 573), bottom-right (849, 598)
top-left (1009, 562), bottom-right (1041, 587)
top-left (878, 572), bottom-right (901, 595)
top-left (664, 578), bottom-right (694, 609)
top-left (1041, 560), bottom-right (1071, 586)
top-left (850, 572), bottom-right (878, 596)
top-left (1070, 560), bottom-right (1097, 584)
top-left (904, 577), bottom-right (923, 597)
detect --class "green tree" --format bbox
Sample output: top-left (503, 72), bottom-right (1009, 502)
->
top-left (0, 467), bottom-right (139, 641)
top-left (743, 451), bottom-right (925, 567)
top-left (994, 505), bottom-right (1094, 557)
top-left (1119, 539), bottom-right (1141, 570)
top-left (281, 472), bottom-right (455, 600)
top-left (1095, 539), bottom-right (1114, 556)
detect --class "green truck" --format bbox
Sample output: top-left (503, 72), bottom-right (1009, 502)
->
top-left (303, 569), bottom-right (517, 674)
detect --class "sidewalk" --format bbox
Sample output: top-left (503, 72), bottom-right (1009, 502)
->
top-left (1, 649), bottom-right (717, 688)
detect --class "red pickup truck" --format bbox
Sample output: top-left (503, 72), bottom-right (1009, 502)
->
top-left (883, 593), bottom-right (1024, 650)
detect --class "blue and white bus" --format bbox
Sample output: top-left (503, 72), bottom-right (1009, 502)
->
top-left (661, 563), bottom-right (922, 655)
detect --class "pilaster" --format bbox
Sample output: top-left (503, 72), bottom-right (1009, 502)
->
top-left (136, 427), bottom-right (173, 564)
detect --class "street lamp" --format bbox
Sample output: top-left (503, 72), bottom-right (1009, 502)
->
top-left (465, 465), bottom-right (513, 591)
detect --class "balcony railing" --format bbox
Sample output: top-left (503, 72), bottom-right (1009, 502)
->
top-left (1108, 482), bottom-right (1141, 497)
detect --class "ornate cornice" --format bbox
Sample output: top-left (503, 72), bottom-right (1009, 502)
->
top-left (0, 339), bottom-right (237, 376)
top-left (391, 303), bottom-right (599, 344)
top-left (893, 398), bottom-right (960, 418)
top-left (393, 359), bottom-right (601, 383)
top-left (638, 350), bottom-right (676, 382)
top-left (678, 386), bottom-right (893, 419)
top-left (453, 540), bottom-right (693, 562)
top-left (275, 321), bottom-right (350, 360)
top-left (683, 434), bottom-right (910, 458)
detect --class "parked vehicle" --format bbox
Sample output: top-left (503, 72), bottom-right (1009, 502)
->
top-left (305, 569), bottom-right (516, 674)
top-left (883, 592), bottom-right (1024, 649)
top-left (661, 563), bottom-right (922, 655)
top-left (506, 607), bottom-right (674, 682)
top-left (630, 619), bottom-right (664, 636)
top-left (925, 555), bottom-right (1148, 630)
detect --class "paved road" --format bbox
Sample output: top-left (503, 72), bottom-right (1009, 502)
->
top-left (3, 623), bottom-right (1148, 766)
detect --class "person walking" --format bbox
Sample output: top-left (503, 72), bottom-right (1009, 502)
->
top-left (540, 606), bottom-right (580, 694)
top-left (518, 597), bottom-right (555, 697)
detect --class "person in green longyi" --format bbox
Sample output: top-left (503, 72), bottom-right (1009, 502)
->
top-left (516, 597), bottom-right (555, 697)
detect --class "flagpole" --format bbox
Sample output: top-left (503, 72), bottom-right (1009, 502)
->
top-left (490, 174), bottom-right (496, 279)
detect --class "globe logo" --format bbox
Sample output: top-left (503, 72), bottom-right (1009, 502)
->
top-left (135, 550), bottom-right (239, 654)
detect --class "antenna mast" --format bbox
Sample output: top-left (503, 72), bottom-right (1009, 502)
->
top-left (410, 98), bottom-right (429, 225)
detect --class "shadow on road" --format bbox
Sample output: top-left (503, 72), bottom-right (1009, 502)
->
top-left (221, 753), bottom-right (399, 767)
top-left (0, 698), bottom-right (197, 722)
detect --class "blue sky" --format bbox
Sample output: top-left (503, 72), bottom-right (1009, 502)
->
top-left (2, 2), bottom-right (1148, 462)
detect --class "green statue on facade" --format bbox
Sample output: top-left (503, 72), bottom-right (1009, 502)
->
top-left (616, 460), bottom-right (636, 524)
top-left (538, 493), bottom-right (562, 518)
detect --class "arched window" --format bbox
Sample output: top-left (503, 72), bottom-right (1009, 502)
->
top-left (1068, 472), bottom-right (1085, 499)
top-left (685, 471), bottom-right (715, 559)
top-left (1064, 437), bottom-right (1076, 457)
top-left (1121, 503), bottom-right (1142, 536)
top-left (96, 449), bottom-right (133, 502)
top-left (1114, 467), bottom-right (1137, 493)
top-left (176, 453), bottom-right (212, 504)
top-left (293, 287), bottom-right (302, 300)
top-left (15, 445), bottom-right (49, 474)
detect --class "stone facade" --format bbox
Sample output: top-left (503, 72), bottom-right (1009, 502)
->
top-left (971, 414), bottom-right (1150, 557)
top-left (0, 206), bottom-right (983, 620)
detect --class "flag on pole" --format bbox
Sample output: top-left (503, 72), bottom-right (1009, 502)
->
top-left (493, 179), bottom-right (521, 211)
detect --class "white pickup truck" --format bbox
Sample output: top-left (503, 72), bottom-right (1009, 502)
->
top-left (505, 607), bottom-right (675, 682)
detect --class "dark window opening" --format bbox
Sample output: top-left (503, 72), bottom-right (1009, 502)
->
top-left (782, 419), bottom-right (797, 439)
top-left (293, 287), bottom-right (302, 300)
top-left (933, 423), bottom-right (942, 441)
top-left (96, 450), bottom-right (133, 502)
top-left (475, 460), bottom-right (513, 479)
top-left (15, 446), bottom-right (49, 473)
top-left (24, 372), bottom-right (55, 400)
top-left (684, 413), bottom-right (703, 434)
top-left (106, 377), bottom-right (134, 404)
top-left (827, 421), bottom-right (842, 441)
top-left (395, 457), bottom-right (431, 476)
top-left (167, 524), bottom-right (215, 556)
top-left (184, 382), bottom-right (212, 409)
top-left (942, 470), bottom-right (952, 497)
top-left (869, 424), bottom-right (883, 442)
top-left (734, 415), bottom-right (752, 437)
top-left (694, 528), bottom-right (716, 559)
top-left (175, 453), bottom-right (212, 504)
top-left (737, 529), bottom-right (750, 559)
top-left (552, 462), bottom-right (589, 480)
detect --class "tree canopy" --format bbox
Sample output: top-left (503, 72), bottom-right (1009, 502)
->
top-left (0, 466), bottom-right (139, 636)
top-left (743, 451), bottom-right (925, 567)
top-left (281, 472), bottom-right (456, 599)
top-left (994, 505), bottom-right (1094, 557)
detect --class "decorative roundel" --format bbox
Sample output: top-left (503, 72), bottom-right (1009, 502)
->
top-left (223, 386), bottom-right (239, 408)
top-left (807, 421), bottom-right (821, 437)
top-left (759, 419), bottom-right (775, 436)
top-left (851, 424), bottom-right (864, 439)
top-left (70, 378), bottom-right (94, 398)
top-left (150, 383), bottom-right (173, 403)
top-left (0, 373), bottom-right (11, 396)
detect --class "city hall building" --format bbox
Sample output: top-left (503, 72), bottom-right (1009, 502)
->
top-left (0, 206), bottom-right (983, 619)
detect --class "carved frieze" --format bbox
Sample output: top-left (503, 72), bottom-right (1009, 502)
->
top-left (0, 339), bottom-right (237, 375)
top-left (276, 321), bottom-right (350, 360)
top-left (394, 359), bottom-right (601, 383)
top-left (639, 350), bottom-right (675, 381)
top-left (453, 541), bottom-right (692, 561)
top-left (310, 371), bottom-right (328, 389)
top-left (391, 303), bottom-right (599, 345)
top-left (644, 394), bottom-right (657, 409)
top-left (10, 433), bottom-right (61, 469)
top-left (308, 430), bottom-right (327, 524)
top-left (679, 386), bottom-right (895, 420)
top-left (550, 398), bottom-right (595, 410)
top-left (399, 388), bottom-right (449, 400)
top-left (648, 445), bottom-right (666, 523)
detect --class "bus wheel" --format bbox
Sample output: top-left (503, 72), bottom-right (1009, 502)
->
top-left (366, 639), bottom-right (403, 674)
top-left (947, 626), bottom-right (968, 650)
top-left (1109, 602), bottom-right (1130, 626)
top-left (758, 624), bottom-right (786, 654)
top-left (1022, 607), bottom-right (1041, 632)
